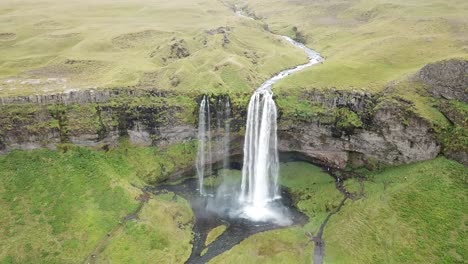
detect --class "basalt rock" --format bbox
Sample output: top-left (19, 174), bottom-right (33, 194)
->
top-left (0, 88), bottom-right (441, 169)
top-left (278, 97), bottom-right (440, 168)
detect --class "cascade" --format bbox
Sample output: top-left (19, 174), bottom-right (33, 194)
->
top-left (222, 98), bottom-right (231, 177)
top-left (196, 95), bottom-right (212, 195)
top-left (239, 88), bottom-right (280, 209)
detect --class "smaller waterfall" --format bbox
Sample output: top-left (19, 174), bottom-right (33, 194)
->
top-left (222, 98), bottom-right (231, 177)
top-left (196, 96), bottom-right (212, 195)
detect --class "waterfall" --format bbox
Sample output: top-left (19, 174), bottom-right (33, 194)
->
top-left (240, 88), bottom-right (280, 208)
top-left (222, 98), bottom-right (231, 176)
top-left (196, 95), bottom-right (212, 195)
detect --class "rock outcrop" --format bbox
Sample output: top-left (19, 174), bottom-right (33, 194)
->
top-left (277, 91), bottom-right (439, 168)
top-left (418, 59), bottom-right (468, 102)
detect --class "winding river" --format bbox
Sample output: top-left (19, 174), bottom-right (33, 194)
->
top-left (236, 9), bottom-right (324, 93)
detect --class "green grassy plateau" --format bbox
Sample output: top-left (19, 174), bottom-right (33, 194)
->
top-left (1, 0), bottom-right (466, 97)
top-left (0, 0), bottom-right (306, 96)
top-left (231, 0), bottom-right (468, 92)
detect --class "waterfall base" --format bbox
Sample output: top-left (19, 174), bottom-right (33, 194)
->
top-left (239, 202), bottom-right (292, 226)
top-left (146, 174), bottom-right (307, 264)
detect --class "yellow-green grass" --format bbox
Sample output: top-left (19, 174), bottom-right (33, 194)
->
top-left (0, 0), bottom-right (306, 97)
top-left (0, 142), bottom-right (196, 263)
top-left (209, 227), bottom-right (313, 264)
top-left (98, 193), bottom-right (193, 263)
top-left (233, 0), bottom-right (468, 92)
top-left (206, 225), bottom-right (228, 246)
top-left (324, 157), bottom-right (467, 263)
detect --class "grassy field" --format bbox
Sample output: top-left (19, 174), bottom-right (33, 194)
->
top-left (0, 142), bottom-right (196, 263)
top-left (98, 192), bottom-right (193, 263)
top-left (325, 157), bottom-right (466, 263)
top-left (0, 0), bottom-right (306, 96)
top-left (231, 0), bottom-right (468, 92)
top-left (2, 0), bottom-right (465, 97)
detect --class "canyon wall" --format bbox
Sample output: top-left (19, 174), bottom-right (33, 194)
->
top-left (0, 87), bottom-right (441, 169)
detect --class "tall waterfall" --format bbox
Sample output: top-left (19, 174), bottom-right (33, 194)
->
top-left (240, 88), bottom-right (280, 208)
top-left (196, 95), bottom-right (212, 195)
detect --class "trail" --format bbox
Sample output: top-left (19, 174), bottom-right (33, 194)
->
top-left (83, 192), bottom-right (150, 264)
top-left (307, 168), bottom-right (364, 264)
top-left (307, 195), bottom-right (348, 264)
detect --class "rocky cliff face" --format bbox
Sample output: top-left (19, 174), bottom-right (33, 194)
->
top-left (277, 90), bottom-right (439, 168)
top-left (0, 89), bottom-right (197, 154)
top-left (0, 87), bottom-right (442, 169)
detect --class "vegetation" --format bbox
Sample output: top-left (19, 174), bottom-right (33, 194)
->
top-left (0, 142), bottom-right (195, 263)
top-left (438, 100), bottom-right (468, 153)
top-left (325, 157), bottom-right (466, 263)
top-left (206, 225), bottom-right (227, 246)
top-left (276, 95), bottom-right (325, 122)
top-left (233, 0), bottom-right (468, 92)
top-left (0, 0), bottom-right (306, 97)
top-left (98, 193), bottom-right (193, 263)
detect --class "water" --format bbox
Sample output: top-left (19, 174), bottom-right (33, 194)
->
top-left (237, 35), bottom-right (323, 222)
top-left (222, 99), bottom-right (231, 178)
top-left (240, 89), bottom-right (280, 207)
top-left (197, 10), bottom-right (323, 222)
top-left (197, 96), bottom-right (231, 195)
top-left (196, 95), bottom-right (212, 195)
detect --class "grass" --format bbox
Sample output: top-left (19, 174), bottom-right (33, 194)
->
top-left (0, 145), bottom-right (466, 263)
top-left (324, 157), bottom-right (467, 263)
top-left (3, 0), bottom-right (464, 97)
top-left (209, 227), bottom-right (313, 264)
top-left (0, 0), bottom-right (306, 97)
top-left (233, 0), bottom-right (468, 92)
top-left (206, 225), bottom-right (227, 246)
top-left (0, 142), bottom-right (196, 263)
top-left (98, 193), bottom-right (193, 263)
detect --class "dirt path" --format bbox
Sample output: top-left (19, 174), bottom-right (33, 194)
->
top-left (83, 192), bottom-right (150, 264)
top-left (307, 195), bottom-right (348, 264)
top-left (307, 168), bottom-right (364, 264)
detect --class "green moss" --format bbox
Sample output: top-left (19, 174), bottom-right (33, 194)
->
top-left (439, 125), bottom-right (468, 153)
top-left (334, 107), bottom-right (363, 134)
top-left (276, 95), bottom-right (325, 122)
